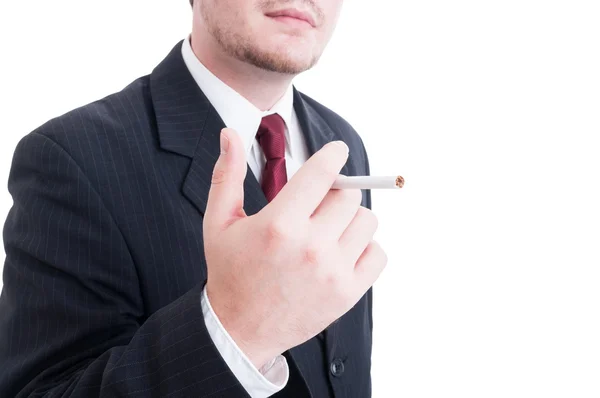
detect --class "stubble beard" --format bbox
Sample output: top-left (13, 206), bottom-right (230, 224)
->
top-left (202, 7), bottom-right (320, 74)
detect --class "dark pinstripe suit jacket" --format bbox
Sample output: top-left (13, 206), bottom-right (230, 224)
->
top-left (0, 40), bottom-right (373, 397)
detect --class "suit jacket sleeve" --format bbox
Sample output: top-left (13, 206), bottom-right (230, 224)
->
top-left (0, 132), bottom-right (249, 397)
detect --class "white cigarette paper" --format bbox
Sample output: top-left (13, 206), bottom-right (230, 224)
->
top-left (332, 175), bottom-right (404, 190)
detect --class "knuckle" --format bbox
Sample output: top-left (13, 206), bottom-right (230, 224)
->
top-left (265, 218), bottom-right (289, 242)
top-left (325, 273), bottom-right (344, 296)
top-left (211, 168), bottom-right (226, 185)
top-left (358, 207), bottom-right (379, 230)
top-left (372, 240), bottom-right (388, 266)
top-left (304, 243), bottom-right (327, 267)
top-left (370, 211), bottom-right (379, 230)
top-left (318, 270), bottom-right (346, 304)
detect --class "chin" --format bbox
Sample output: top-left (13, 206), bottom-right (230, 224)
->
top-left (271, 51), bottom-right (318, 74)
top-left (265, 43), bottom-right (319, 69)
top-left (231, 35), bottom-right (321, 74)
top-left (255, 56), bottom-right (314, 74)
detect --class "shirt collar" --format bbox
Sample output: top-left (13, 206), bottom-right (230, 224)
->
top-left (181, 35), bottom-right (295, 157)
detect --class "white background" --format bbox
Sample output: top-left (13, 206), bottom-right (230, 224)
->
top-left (1, 1), bottom-right (599, 397)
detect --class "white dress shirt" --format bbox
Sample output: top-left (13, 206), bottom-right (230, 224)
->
top-left (181, 35), bottom-right (311, 398)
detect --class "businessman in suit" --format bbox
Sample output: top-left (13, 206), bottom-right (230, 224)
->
top-left (0, 0), bottom-right (387, 396)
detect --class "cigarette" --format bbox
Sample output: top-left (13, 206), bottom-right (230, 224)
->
top-left (332, 175), bottom-right (404, 190)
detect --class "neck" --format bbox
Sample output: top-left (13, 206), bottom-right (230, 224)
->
top-left (190, 32), bottom-right (294, 112)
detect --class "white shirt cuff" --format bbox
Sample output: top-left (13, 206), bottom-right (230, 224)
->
top-left (200, 286), bottom-right (289, 398)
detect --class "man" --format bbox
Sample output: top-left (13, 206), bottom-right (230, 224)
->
top-left (0, 0), bottom-right (387, 396)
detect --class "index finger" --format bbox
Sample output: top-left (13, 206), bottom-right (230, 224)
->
top-left (267, 140), bottom-right (349, 220)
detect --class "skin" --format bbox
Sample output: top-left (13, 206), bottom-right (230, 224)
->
top-left (205, 130), bottom-right (387, 369)
top-left (195, 0), bottom-right (388, 370)
top-left (190, 0), bottom-right (343, 110)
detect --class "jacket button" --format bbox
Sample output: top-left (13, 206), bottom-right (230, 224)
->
top-left (330, 358), bottom-right (345, 377)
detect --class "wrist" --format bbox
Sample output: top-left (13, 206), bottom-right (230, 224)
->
top-left (229, 328), bottom-right (277, 370)
top-left (205, 284), bottom-right (282, 369)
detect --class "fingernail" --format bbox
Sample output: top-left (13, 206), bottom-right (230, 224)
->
top-left (220, 130), bottom-right (230, 154)
top-left (334, 140), bottom-right (349, 153)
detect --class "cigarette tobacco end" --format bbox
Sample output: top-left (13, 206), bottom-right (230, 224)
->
top-left (396, 176), bottom-right (405, 188)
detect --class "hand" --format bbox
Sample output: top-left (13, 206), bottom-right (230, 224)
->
top-left (203, 128), bottom-right (387, 369)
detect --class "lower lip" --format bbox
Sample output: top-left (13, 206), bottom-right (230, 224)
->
top-left (268, 15), bottom-right (313, 29)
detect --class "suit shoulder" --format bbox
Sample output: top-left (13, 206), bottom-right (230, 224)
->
top-left (11, 75), bottom-right (157, 197)
top-left (298, 91), bottom-right (369, 162)
top-left (29, 75), bottom-right (152, 156)
top-left (297, 91), bottom-right (371, 181)
top-left (298, 91), bottom-right (358, 135)
top-left (297, 91), bottom-right (368, 150)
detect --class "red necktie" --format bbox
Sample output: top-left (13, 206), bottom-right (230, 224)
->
top-left (256, 114), bottom-right (288, 202)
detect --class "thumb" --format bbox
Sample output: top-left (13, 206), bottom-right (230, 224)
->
top-left (204, 128), bottom-right (248, 230)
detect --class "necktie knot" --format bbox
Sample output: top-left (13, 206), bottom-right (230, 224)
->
top-left (256, 113), bottom-right (286, 161)
top-left (256, 113), bottom-right (287, 203)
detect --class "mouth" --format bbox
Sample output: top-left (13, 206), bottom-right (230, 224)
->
top-left (265, 8), bottom-right (316, 28)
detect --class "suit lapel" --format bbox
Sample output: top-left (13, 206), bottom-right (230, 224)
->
top-left (292, 87), bottom-right (350, 178)
top-left (183, 111), bottom-right (269, 217)
top-left (150, 40), bottom-right (267, 218)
